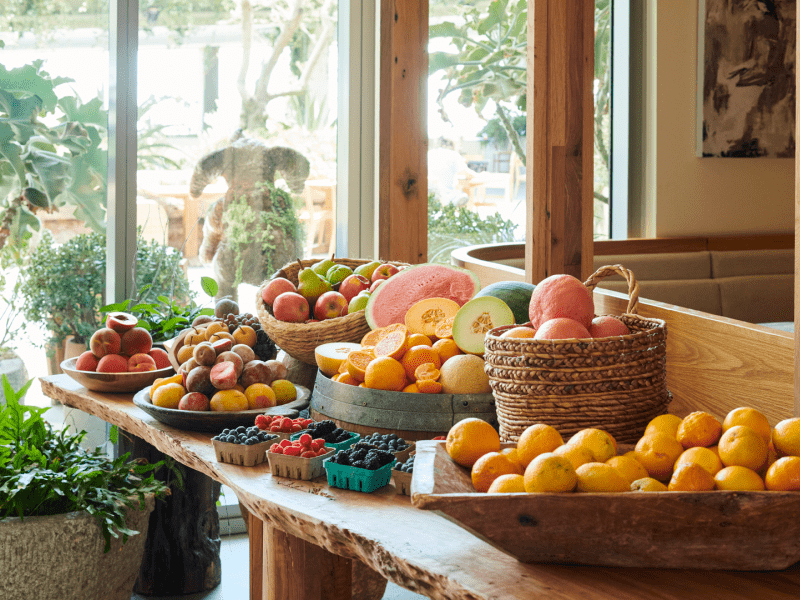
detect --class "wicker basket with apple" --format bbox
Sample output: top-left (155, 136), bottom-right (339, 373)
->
top-left (256, 257), bottom-right (408, 365)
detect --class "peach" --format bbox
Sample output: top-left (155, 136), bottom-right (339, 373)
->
top-left (180, 357), bottom-right (199, 373)
top-left (500, 326), bottom-right (537, 339)
top-left (533, 318), bottom-right (592, 340)
top-left (528, 274), bottom-right (595, 330)
top-left (178, 392), bottom-right (210, 411)
top-left (210, 389), bottom-right (248, 412)
top-left (128, 353), bottom-right (157, 372)
top-left (193, 342), bottom-right (217, 366)
top-left (120, 327), bottom-right (153, 355)
top-left (90, 328), bottom-right (121, 358)
top-left (589, 315), bottom-right (631, 338)
top-left (148, 347), bottom-right (171, 370)
top-left (211, 338), bottom-right (234, 355)
top-left (232, 325), bottom-right (257, 347)
top-left (241, 360), bottom-right (273, 387)
top-left (244, 383), bottom-right (277, 409)
top-left (96, 354), bottom-right (129, 373)
top-left (191, 315), bottom-right (214, 327)
top-left (105, 311), bottom-right (138, 333)
top-left (185, 366), bottom-right (215, 396)
top-left (264, 359), bottom-right (288, 382)
top-left (231, 344), bottom-right (256, 364)
top-left (210, 361), bottom-right (238, 390)
top-left (75, 350), bottom-right (100, 372)
top-left (214, 351), bottom-right (244, 378)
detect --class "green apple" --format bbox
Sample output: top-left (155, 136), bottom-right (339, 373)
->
top-left (348, 291), bottom-right (371, 314)
top-left (312, 258), bottom-right (336, 276)
top-left (354, 260), bottom-right (381, 280)
top-left (326, 264), bottom-right (353, 286)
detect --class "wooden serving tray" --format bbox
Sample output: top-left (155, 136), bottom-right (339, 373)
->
top-left (411, 440), bottom-right (800, 571)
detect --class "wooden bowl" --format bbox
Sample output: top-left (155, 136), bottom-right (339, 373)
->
top-left (60, 357), bottom-right (175, 393)
top-left (132, 385), bottom-right (311, 432)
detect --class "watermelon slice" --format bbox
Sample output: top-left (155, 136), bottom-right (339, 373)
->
top-left (364, 263), bottom-right (480, 329)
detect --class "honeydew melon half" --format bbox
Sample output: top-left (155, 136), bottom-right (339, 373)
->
top-left (364, 263), bottom-right (480, 329)
top-left (452, 296), bottom-right (515, 355)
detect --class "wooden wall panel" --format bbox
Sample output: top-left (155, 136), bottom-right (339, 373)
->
top-left (378, 0), bottom-right (428, 265)
top-left (527, 0), bottom-right (594, 283)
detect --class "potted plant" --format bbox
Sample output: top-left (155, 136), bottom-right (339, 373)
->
top-left (0, 375), bottom-right (175, 600)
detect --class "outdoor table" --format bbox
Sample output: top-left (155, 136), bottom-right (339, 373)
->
top-left (41, 374), bottom-right (800, 600)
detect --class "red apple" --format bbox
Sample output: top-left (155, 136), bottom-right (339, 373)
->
top-left (128, 353), bottom-right (157, 372)
top-left (261, 277), bottom-right (297, 306)
top-left (370, 263), bottom-right (400, 283)
top-left (314, 291), bottom-right (348, 320)
top-left (272, 291), bottom-right (310, 323)
top-left (105, 311), bottom-right (138, 333)
top-left (338, 274), bottom-right (371, 302)
top-left (369, 279), bottom-right (386, 293)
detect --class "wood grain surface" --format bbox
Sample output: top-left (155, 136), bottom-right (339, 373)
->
top-left (41, 375), bottom-right (800, 599)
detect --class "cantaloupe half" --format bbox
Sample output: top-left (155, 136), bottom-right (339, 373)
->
top-left (314, 342), bottom-right (362, 377)
top-left (452, 296), bottom-right (515, 355)
top-left (404, 297), bottom-right (461, 337)
top-left (364, 263), bottom-right (480, 330)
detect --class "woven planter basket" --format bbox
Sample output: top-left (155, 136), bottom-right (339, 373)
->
top-left (256, 257), bottom-right (408, 365)
top-left (483, 264), bottom-right (671, 444)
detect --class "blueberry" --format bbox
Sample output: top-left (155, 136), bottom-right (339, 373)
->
top-left (221, 429), bottom-right (230, 435)
top-left (236, 426), bottom-right (246, 433)
top-left (225, 435), bottom-right (236, 443)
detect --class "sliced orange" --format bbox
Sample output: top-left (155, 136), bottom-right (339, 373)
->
top-left (417, 379), bottom-right (443, 394)
top-left (401, 346), bottom-right (442, 380)
top-left (338, 359), bottom-right (350, 374)
top-left (434, 316), bottom-right (455, 340)
top-left (372, 329), bottom-right (409, 361)
top-left (345, 349), bottom-right (375, 382)
top-left (361, 323), bottom-right (408, 347)
top-left (414, 362), bottom-right (441, 382)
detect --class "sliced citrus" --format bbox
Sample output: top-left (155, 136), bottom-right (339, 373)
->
top-left (361, 323), bottom-right (409, 347)
top-left (416, 379), bottom-right (443, 394)
top-left (414, 362), bottom-right (441, 382)
top-left (372, 329), bottom-right (409, 361)
top-left (402, 346), bottom-right (441, 380)
top-left (345, 349), bottom-right (375, 382)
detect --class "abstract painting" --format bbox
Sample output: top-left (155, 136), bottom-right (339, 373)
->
top-left (699, 0), bottom-right (795, 157)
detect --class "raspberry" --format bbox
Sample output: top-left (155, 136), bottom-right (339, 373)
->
top-left (269, 444), bottom-right (283, 454)
top-left (312, 439), bottom-right (325, 451)
top-left (301, 451), bottom-right (316, 458)
top-left (302, 419), bottom-right (313, 428)
top-left (290, 424), bottom-right (302, 432)
top-left (298, 433), bottom-right (312, 447)
top-left (279, 439), bottom-right (292, 448)
top-left (283, 446), bottom-right (302, 456)
top-left (280, 417), bottom-right (292, 428)
top-left (255, 415), bottom-right (271, 429)
top-left (270, 425), bottom-right (281, 432)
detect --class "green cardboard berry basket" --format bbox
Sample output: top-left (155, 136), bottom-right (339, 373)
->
top-left (291, 430), bottom-right (360, 451)
top-left (323, 457), bottom-right (396, 493)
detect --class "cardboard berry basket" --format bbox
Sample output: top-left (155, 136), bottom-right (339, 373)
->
top-left (267, 447), bottom-right (334, 480)
top-left (212, 435), bottom-right (278, 467)
top-left (483, 265), bottom-right (671, 445)
top-left (256, 257), bottom-right (409, 365)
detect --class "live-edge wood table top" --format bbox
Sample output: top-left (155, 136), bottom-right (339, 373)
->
top-left (41, 375), bottom-right (800, 600)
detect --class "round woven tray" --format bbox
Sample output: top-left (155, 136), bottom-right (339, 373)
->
top-left (483, 264), bottom-right (671, 444)
top-left (256, 257), bottom-right (408, 365)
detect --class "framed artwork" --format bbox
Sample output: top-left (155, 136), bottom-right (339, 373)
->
top-left (697, 0), bottom-right (796, 157)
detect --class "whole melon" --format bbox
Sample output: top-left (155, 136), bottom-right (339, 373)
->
top-left (364, 263), bottom-right (480, 329)
top-left (528, 274), bottom-right (594, 329)
top-left (439, 354), bottom-right (491, 395)
top-left (473, 281), bottom-right (535, 325)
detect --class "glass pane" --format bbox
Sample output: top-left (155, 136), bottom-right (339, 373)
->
top-left (595, 0), bottom-right (611, 240)
top-left (0, 3), bottom-right (110, 435)
top-left (135, 2), bottom-right (338, 326)
top-left (428, 1), bottom-right (526, 264)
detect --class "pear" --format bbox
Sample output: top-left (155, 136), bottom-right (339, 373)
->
top-left (312, 258), bottom-right (336, 276)
top-left (297, 267), bottom-right (332, 305)
top-left (354, 260), bottom-right (381, 280)
top-left (348, 290), bottom-right (371, 314)
top-left (326, 264), bottom-right (354, 286)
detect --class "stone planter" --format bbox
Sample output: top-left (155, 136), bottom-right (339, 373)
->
top-left (0, 350), bottom-right (28, 404)
top-left (0, 494), bottom-right (156, 600)
top-left (46, 334), bottom-right (88, 376)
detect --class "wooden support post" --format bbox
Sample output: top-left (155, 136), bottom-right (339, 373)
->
top-left (527, 0), bottom-right (594, 283)
top-left (379, 0), bottom-right (428, 264)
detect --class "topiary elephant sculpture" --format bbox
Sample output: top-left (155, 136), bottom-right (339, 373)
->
top-left (190, 133), bottom-right (311, 301)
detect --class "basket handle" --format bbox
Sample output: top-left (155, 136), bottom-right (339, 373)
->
top-left (583, 264), bottom-right (640, 315)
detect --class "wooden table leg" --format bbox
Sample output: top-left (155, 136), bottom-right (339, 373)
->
top-left (249, 510), bottom-right (264, 600)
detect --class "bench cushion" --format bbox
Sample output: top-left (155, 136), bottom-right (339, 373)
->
top-left (596, 279), bottom-right (723, 316)
top-left (710, 249), bottom-right (793, 278)
top-left (716, 275), bottom-right (794, 324)
top-left (593, 252), bottom-right (712, 281)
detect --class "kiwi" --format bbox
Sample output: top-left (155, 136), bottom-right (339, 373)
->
top-left (452, 296), bottom-right (515, 355)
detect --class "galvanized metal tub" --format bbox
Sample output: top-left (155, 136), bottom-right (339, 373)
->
top-left (311, 372), bottom-right (498, 441)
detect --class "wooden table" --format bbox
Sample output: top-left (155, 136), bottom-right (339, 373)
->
top-left (41, 375), bottom-right (800, 600)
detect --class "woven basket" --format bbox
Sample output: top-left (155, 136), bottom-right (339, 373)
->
top-left (483, 264), bottom-right (671, 444)
top-left (256, 257), bottom-right (408, 365)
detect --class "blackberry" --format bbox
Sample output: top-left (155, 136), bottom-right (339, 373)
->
top-left (351, 460), bottom-right (366, 469)
top-left (334, 451), bottom-right (351, 465)
top-left (364, 457), bottom-right (381, 470)
top-left (350, 449), bottom-right (368, 462)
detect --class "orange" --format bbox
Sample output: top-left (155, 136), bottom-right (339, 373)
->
top-left (759, 442), bottom-right (779, 477)
top-left (643, 413), bottom-right (683, 439)
top-left (209, 389), bottom-right (248, 412)
top-left (434, 316), bottom-right (455, 339)
top-left (516, 423), bottom-right (564, 468)
top-left (717, 425), bottom-right (768, 471)
top-left (566, 428), bottom-right (617, 463)
top-left (630, 477), bottom-right (668, 492)
top-left (674, 446), bottom-right (723, 476)
top-left (373, 330), bottom-right (409, 361)
top-left (401, 345), bottom-right (441, 380)
top-left (575, 462), bottom-right (629, 493)
top-left (500, 447), bottom-right (524, 470)
top-left (244, 383), bottom-right (276, 409)
top-left (487, 473), bottom-right (526, 493)
top-left (363, 356), bottom-right (406, 391)
top-left (552, 443), bottom-right (594, 470)
top-left (445, 417), bottom-right (501, 468)
top-left (407, 333), bottom-right (433, 347)
top-left (524, 453), bottom-right (578, 493)
top-left (337, 373), bottom-right (360, 386)
top-left (634, 432), bottom-right (684, 481)
top-left (765, 455), bottom-right (800, 491)
top-left (432, 338), bottom-right (461, 364)
top-left (151, 382), bottom-right (186, 409)
top-left (413, 362), bottom-right (441, 382)
top-left (714, 466), bottom-right (765, 491)
top-left (345, 349), bottom-right (375, 382)
top-left (416, 379), bottom-right (443, 394)
top-left (771, 417), bottom-right (800, 457)
top-left (402, 383), bottom-right (421, 393)
top-left (722, 407), bottom-right (772, 444)
top-left (605, 455), bottom-right (648, 484)
top-left (668, 463), bottom-right (715, 491)
top-left (676, 411), bottom-right (723, 449)
top-left (471, 451), bottom-right (523, 492)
